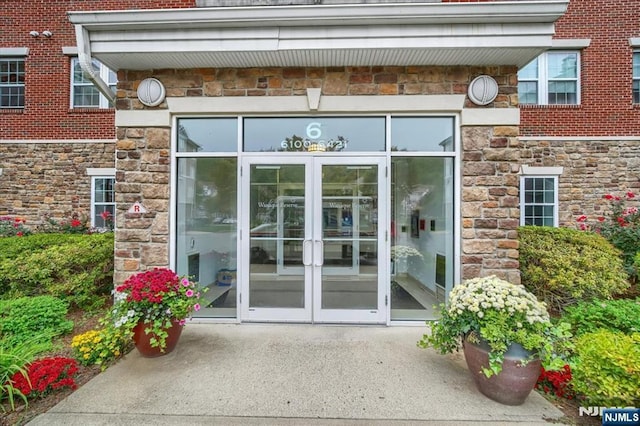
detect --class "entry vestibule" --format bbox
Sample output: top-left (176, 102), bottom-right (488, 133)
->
top-left (174, 115), bottom-right (456, 323)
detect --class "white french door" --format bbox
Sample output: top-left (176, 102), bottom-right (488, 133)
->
top-left (241, 155), bottom-right (387, 323)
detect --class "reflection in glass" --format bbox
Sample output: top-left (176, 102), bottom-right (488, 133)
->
top-left (177, 118), bottom-right (237, 152)
top-left (321, 165), bottom-right (378, 310)
top-left (176, 158), bottom-right (238, 318)
top-left (390, 157), bottom-right (453, 320)
top-left (391, 117), bottom-right (454, 152)
top-left (249, 165), bottom-right (306, 308)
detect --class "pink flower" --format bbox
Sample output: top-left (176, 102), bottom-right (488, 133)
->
top-left (186, 289), bottom-right (194, 297)
top-left (576, 215), bottom-right (587, 222)
top-left (579, 223), bottom-right (587, 231)
top-left (179, 319), bottom-right (186, 326)
top-left (193, 303), bottom-right (201, 312)
top-left (181, 278), bottom-right (190, 287)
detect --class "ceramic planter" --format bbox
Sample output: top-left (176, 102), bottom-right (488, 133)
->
top-left (462, 335), bottom-right (541, 405)
top-left (132, 319), bottom-right (183, 358)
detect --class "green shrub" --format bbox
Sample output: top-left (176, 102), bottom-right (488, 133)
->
top-left (577, 191), bottom-right (640, 283)
top-left (572, 330), bottom-right (640, 406)
top-left (0, 296), bottom-right (73, 349)
top-left (0, 233), bottom-right (78, 263)
top-left (563, 298), bottom-right (640, 336)
top-left (0, 233), bottom-right (114, 310)
top-left (518, 226), bottom-right (629, 313)
top-left (0, 335), bottom-right (49, 412)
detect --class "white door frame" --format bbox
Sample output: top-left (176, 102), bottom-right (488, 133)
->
top-left (240, 155), bottom-right (387, 323)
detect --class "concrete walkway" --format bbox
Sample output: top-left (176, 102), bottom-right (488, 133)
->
top-left (29, 324), bottom-right (563, 425)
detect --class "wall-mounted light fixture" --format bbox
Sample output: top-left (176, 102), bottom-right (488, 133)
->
top-left (29, 31), bottom-right (40, 37)
top-left (42, 31), bottom-right (52, 37)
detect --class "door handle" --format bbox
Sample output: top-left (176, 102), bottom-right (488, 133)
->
top-left (303, 240), bottom-right (313, 266)
top-left (314, 240), bottom-right (324, 266)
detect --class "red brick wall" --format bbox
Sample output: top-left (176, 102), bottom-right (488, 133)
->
top-left (0, 0), bottom-right (193, 140)
top-left (520, 0), bottom-right (640, 136)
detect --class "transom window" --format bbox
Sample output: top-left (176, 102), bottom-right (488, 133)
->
top-left (0, 58), bottom-right (25, 109)
top-left (633, 51), bottom-right (640, 104)
top-left (518, 51), bottom-right (580, 105)
top-left (71, 58), bottom-right (116, 108)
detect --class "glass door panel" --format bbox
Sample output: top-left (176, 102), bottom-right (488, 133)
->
top-left (243, 160), bottom-right (312, 321)
top-left (313, 159), bottom-right (386, 323)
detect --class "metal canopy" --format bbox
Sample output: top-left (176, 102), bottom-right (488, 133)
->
top-left (69, 1), bottom-right (569, 71)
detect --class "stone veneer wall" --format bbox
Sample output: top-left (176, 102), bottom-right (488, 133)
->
top-left (521, 138), bottom-right (640, 227)
top-left (0, 142), bottom-right (115, 225)
top-left (113, 65), bottom-right (521, 285)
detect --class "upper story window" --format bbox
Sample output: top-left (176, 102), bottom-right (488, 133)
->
top-left (633, 51), bottom-right (639, 104)
top-left (518, 51), bottom-right (580, 105)
top-left (71, 58), bottom-right (116, 108)
top-left (0, 58), bottom-right (25, 109)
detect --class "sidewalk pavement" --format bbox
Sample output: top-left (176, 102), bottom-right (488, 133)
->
top-left (29, 324), bottom-right (564, 425)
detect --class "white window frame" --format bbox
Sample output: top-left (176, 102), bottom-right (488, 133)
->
top-left (87, 168), bottom-right (116, 229)
top-left (0, 53), bottom-right (26, 109)
top-left (518, 51), bottom-right (581, 105)
top-left (70, 57), bottom-right (116, 109)
top-left (519, 166), bottom-right (563, 227)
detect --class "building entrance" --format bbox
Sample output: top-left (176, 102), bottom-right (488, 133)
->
top-left (241, 156), bottom-right (387, 323)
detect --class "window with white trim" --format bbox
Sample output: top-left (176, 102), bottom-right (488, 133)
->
top-left (91, 176), bottom-right (115, 229)
top-left (633, 51), bottom-right (639, 104)
top-left (71, 58), bottom-right (116, 108)
top-left (518, 51), bottom-right (580, 105)
top-left (0, 58), bottom-right (25, 108)
top-left (520, 167), bottom-right (562, 227)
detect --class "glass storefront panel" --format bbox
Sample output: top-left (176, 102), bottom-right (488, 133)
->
top-left (178, 118), bottom-right (237, 152)
top-left (244, 117), bottom-right (385, 152)
top-left (176, 157), bottom-right (238, 318)
top-left (173, 115), bottom-right (457, 323)
top-left (390, 157), bottom-right (454, 321)
top-left (390, 117), bottom-right (454, 152)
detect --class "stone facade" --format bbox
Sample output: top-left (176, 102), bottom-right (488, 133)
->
top-left (0, 142), bottom-right (115, 224)
top-left (113, 65), bottom-right (523, 284)
top-left (521, 138), bottom-right (640, 227)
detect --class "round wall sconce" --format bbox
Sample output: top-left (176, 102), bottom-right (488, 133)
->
top-left (468, 75), bottom-right (499, 106)
top-left (137, 78), bottom-right (166, 107)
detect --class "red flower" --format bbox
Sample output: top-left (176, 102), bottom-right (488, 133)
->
top-left (16, 231), bottom-right (23, 237)
top-left (604, 194), bottom-right (614, 200)
top-left (576, 215), bottom-right (587, 222)
top-left (597, 216), bottom-right (605, 222)
top-left (9, 357), bottom-right (78, 398)
top-left (70, 219), bottom-right (82, 227)
top-left (627, 191), bottom-right (635, 199)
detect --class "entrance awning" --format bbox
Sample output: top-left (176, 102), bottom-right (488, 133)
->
top-left (68, 1), bottom-right (568, 101)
